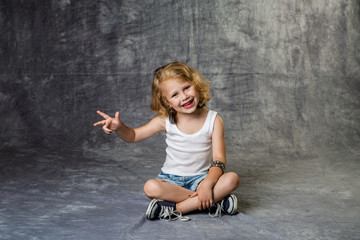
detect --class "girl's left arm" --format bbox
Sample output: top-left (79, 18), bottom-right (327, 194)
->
top-left (192, 115), bottom-right (226, 210)
top-left (207, 115), bottom-right (226, 185)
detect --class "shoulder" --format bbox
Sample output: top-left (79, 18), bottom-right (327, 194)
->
top-left (214, 115), bottom-right (224, 130)
top-left (211, 115), bottom-right (225, 146)
top-left (208, 109), bottom-right (223, 126)
top-left (150, 116), bottom-right (167, 132)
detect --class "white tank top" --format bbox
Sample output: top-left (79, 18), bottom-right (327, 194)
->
top-left (161, 110), bottom-right (218, 176)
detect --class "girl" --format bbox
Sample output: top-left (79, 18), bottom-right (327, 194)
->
top-left (93, 62), bottom-right (240, 221)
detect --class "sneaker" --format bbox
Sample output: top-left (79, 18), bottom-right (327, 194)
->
top-left (145, 199), bottom-right (190, 222)
top-left (209, 194), bottom-right (238, 218)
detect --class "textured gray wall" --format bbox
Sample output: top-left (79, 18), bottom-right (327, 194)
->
top-left (1, 0), bottom-right (359, 160)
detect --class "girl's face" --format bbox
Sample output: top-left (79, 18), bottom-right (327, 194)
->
top-left (161, 78), bottom-right (200, 114)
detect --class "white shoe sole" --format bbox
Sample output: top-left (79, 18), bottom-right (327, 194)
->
top-left (228, 194), bottom-right (238, 215)
top-left (145, 198), bottom-right (159, 220)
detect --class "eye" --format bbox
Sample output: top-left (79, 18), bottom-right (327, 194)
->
top-left (184, 86), bottom-right (191, 91)
top-left (171, 93), bottom-right (178, 98)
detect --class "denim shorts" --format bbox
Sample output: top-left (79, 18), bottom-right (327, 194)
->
top-left (156, 171), bottom-right (208, 192)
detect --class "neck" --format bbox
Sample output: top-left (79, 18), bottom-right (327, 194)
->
top-left (175, 107), bottom-right (208, 121)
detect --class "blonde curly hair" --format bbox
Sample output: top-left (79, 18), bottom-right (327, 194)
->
top-left (150, 62), bottom-right (210, 123)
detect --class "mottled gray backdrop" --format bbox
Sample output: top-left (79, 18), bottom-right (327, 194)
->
top-left (1, 0), bottom-right (359, 161)
top-left (1, 1), bottom-right (360, 239)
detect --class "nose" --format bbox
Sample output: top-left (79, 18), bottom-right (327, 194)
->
top-left (180, 91), bottom-right (188, 100)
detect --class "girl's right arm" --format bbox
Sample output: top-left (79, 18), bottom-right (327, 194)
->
top-left (93, 110), bottom-right (165, 143)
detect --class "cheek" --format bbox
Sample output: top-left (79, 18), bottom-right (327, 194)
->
top-left (165, 98), bottom-right (177, 107)
top-left (191, 88), bottom-right (200, 97)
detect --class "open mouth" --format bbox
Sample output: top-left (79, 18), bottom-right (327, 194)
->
top-left (182, 99), bottom-right (194, 109)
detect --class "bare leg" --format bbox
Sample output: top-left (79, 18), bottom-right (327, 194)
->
top-left (176, 172), bottom-right (240, 214)
top-left (143, 172), bottom-right (239, 215)
top-left (143, 179), bottom-right (194, 203)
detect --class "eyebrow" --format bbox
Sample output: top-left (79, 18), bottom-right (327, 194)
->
top-left (164, 81), bottom-right (190, 97)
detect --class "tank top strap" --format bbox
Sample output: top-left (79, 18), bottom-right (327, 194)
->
top-left (203, 110), bottom-right (218, 137)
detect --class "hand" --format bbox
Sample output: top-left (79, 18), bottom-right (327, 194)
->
top-left (93, 110), bottom-right (122, 134)
top-left (189, 181), bottom-right (214, 210)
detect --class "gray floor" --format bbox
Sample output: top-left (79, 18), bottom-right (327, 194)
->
top-left (0, 147), bottom-right (359, 240)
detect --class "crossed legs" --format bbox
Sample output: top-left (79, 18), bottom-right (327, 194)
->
top-left (143, 172), bottom-right (240, 214)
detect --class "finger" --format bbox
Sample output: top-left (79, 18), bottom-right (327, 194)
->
top-left (198, 200), bottom-right (202, 210)
top-left (103, 125), bottom-right (111, 131)
top-left (103, 125), bottom-right (112, 134)
top-left (93, 120), bottom-right (106, 127)
top-left (105, 119), bottom-right (111, 129)
top-left (189, 192), bottom-right (198, 198)
top-left (206, 200), bottom-right (212, 209)
top-left (207, 200), bottom-right (212, 209)
top-left (202, 201), bottom-right (206, 210)
top-left (96, 110), bottom-right (110, 119)
top-left (203, 201), bottom-right (208, 210)
top-left (115, 111), bottom-right (120, 120)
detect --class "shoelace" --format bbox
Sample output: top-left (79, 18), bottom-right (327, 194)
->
top-left (208, 202), bottom-right (223, 218)
top-left (159, 206), bottom-right (190, 222)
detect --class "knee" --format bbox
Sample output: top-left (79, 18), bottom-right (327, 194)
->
top-left (226, 172), bottom-right (240, 190)
top-left (143, 179), bottom-right (162, 199)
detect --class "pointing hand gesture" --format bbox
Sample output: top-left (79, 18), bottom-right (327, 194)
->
top-left (93, 110), bottom-right (122, 134)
